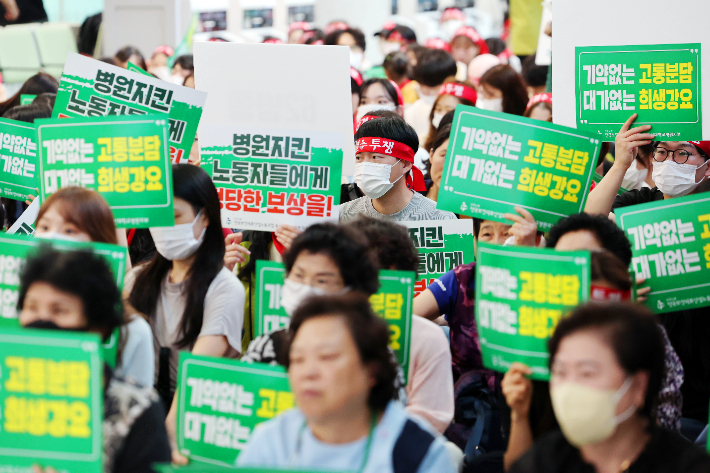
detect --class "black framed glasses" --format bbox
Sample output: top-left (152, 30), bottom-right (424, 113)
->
top-left (652, 147), bottom-right (695, 164)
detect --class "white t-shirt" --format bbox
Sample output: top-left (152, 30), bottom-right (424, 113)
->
top-left (124, 266), bottom-right (245, 390)
top-left (116, 315), bottom-right (154, 387)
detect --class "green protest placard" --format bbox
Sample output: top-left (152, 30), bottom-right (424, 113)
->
top-left (254, 260), bottom-right (289, 337)
top-left (437, 106), bottom-right (599, 231)
top-left (0, 326), bottom-right (103, 473)
top-left (0, 233), bottom-right (127, 320)
top-left (370, 270), bottom-right (415, 384)
top-left (55, 53), bottom-right (206, 164)
top-left (575, 44), bottom-right (702, 140)
top-left (400, 219), bottom-right (475, 296)
top-left (20, 94), bottom-right (36, 105)
top-left (616, 194), bottom-right (710, 314)
top-left (127, 61), bottom-right (151, 76)
top-left (475, 243), bottom-right (591, 380)
top-left (200, 124), bottom-right (343, 231)
top-left (0, 117), bottom-right (40, 201)
top-left (36, 114), bottom-right (174, 228)
top-left (176, 353), bottom-right (294, 466)
top-left (154, 464), bottom-right (343, 473)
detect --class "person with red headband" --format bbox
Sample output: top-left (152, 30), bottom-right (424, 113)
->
top-left (288, 21), bottom-right (310, 44)
top-left (340, 116), bottom-right (455, 222)
top-left (523, 93), bottom-right (552, 121)
top-left (584, 114), bottom-right (710, 217)
top-left (450, 26), bottom-right (489, 68)
top-left (356, 78), bottom-right (404, 121)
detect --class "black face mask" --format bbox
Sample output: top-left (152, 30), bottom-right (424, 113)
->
top-left (23, 319), bottom-right (90, 332)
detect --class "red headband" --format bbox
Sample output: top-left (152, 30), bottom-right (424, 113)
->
top-left (439, 82), bottom-right (478, 103)
top-left (424, 37), bottom-right (452, 53)
top-left (355, 114), bottom-right (379, 131)
top-left (590, 285), bottom-right (631, 302)
top-left (688, 141), bottom-right (710, 156)
top-left (350, 67), bottom-right (364, 86)
top-left (452, 26), bottom-right (489, 55)
top-left (355, 137), bottom-right (426, 192)
top-left (262, 38), bottom-right (284, 44)
top-left (527, 93), bottom-right (552, 109)
top-left (153, 45), bottom-right (174, 57)
top-left (325, 22), bottom-right (349, 35)
top-left (389, 80), bottom-right (404, 107)
top-left (289, 21), bottom-right (310, 34)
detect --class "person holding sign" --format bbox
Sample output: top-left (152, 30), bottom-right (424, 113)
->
top-left (584, 114), bottom-right (710, 217)
top-left (125, 164), bottom-right (245, 462)
top-left (239, 293), bottom-right (456, 473)
top-left (18, 247), bottom-right (172, 472)
top-left (509, 302), bottom-right (710, 473)
top-left (340, 116), bottom-right (456, 222)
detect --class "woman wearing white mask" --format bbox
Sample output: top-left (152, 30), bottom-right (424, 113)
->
top-left (357, 78), bottom-right (404, 122)
top-left (241, 223), bottom-right (380, 365)
top-left (340, 116), bottom-right (456, 222)
top-left (34, 187), bottom-right (154, 389)
top-left (125, 164), bottom-right (245, 464)
top-left (325, 27), bottom-right (370, 72)
top-left (584, 114), bottom-right (710, 217)
top-left (509, 302), bottom-right (710, 473)
top-left (477, 64), bottom-right (529, 116)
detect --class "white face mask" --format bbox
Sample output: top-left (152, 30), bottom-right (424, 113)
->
top-left (149, 210), bottom-right (206, 261)
top-left (621, 162), bottom-right (649, 190)
top-left (350, 50), bottom-right (364, 70)
top-left (418, 93), bottom-right (438, 106)
top-left (34, 232), bottom-right (84, 242)
top-left (652, 159), bottom-right (708, 197)
top-left (356, 103), bottom-right (395, 121)
top-left (476, 97), bottom-right (503, 112)
top-left (280, 279), bottom-right (328, 317)
top-left (380, 41), bottom-right (401, 56)
top-left (354, 160), bottom-right (404, 199)
top-left (551, 378), bottom-right (636, 447)
top-left (432, 112), bottom-right (446, 129)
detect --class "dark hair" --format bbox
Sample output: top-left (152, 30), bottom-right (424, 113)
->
top-left (0, 73), bottom-right (59, 117)
top-left (19, 247), bottom-right (123, 336)
top-left (282, 223), bottom-right (379, 296)
top-left (546, 213), bottom-right (632, 267)
top-left (590, 250), bottom-right (632, 291)
top-left (413, 49), bottom-right (458, 87)
top-left (2, 104), bottom-right (52, 122)
top-left (173, 54), bottom-right (194, 72)
top-left (285, 293), bottom-right (398, 410)
top-left (344, 216), bottom-right (419, 277)
top-left (480, 64), bottom-right (529, 116)
top-left (424, 124), bottom-right (452, 180)
top-left (236, 230), bottom-right (274, 283)
top-left (77, 12), bottom-right (102, 56)
top-left (485, 37), bottom-right (506, 56)
top-left (596, 142), bottom-right (611, 169)
top-left (651, 141), bottom-right (709, 161)
top-left (548, 302), bottom-right (665, 421)
top-left (438, 110), bottom-right (455, 129)
top-left (386, 25), bottom-right (417, 43)
top-left (355, 115), bottom-right (419, 154)
top-left (424, 80), bottom-right (475, 151)
top-left (524, 101), bottom-right (552, 119)
top-left (129, 164), bottom-right (225, 348)
top-left (115, 46), bottom-right (147, 70)
top-left (360, 78), bottom-right (400, 107)
top-left (357, 110), bottom-right (402, 122)
top-left (183, 74), bottom-right (194, 87)
top-left (99, 57), bottom-right (118, 66)
top-left (325, 28), bottom-right (366, 51)
top-left (351, 77), bottom-right (361, 96)
top-left (522, 55), bottom-right (549, 88)
top-left (303, 29), bottom-right (325, 45)
top-left (383, 52), bottom-right (409, 83)
top-left (37, 187), bottom-right (118, 244)
top-left (32, 92), bottom-right (56, 111)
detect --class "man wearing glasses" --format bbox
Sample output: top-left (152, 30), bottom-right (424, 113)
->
top-left (585, 113), bottom-right (710, 217)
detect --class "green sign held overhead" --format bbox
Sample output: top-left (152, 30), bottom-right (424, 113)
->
top-left (36, 114), bottom-right (174, 228)
top-left (55, 53), bottom-right (206, 164)
top-left (401, 219), bottom-right (475, 297)
top-left (200, 124), bottom-right (343, 231)
top-left (0, 326), bottom-right (104, 473)
top-left (436, 106), bottom-right (599, 231)
top-left (0, 233), bottom-right (127, 321)
top-left (475, 243), bottom-right (591, 380)
top-left (575, 43), bottom-right (702, 140)
top-left (0, 117), bottom-right (40, 201)
top-left (617, 194), bottom-right (710, 314)
top-left (176, 353), bottom-right (294, 466)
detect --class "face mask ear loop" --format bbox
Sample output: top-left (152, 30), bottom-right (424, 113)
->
top-left (612, 377), bottom-right (637, 424)
top-left (390, 159), bottom-right (406, 185)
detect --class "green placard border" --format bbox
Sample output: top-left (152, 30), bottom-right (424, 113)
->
top-left (379, 273), bottom-right (413, 366)
top-left (255, 264), bottom-right (286, 337)
top-left (0, 119), bottom-right (39, 193)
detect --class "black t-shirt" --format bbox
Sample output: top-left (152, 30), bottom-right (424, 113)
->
top-left (611, 187), bottom-right (664, 212)
top-left (0, 0), bottom-right (48, 26)
top-left (510, 428), bottom-right (710, 473)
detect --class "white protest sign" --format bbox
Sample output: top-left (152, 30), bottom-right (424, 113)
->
top-left (534, 1), bottom-right (552, 66)
top-left (193, 42), bottom-right (355, 176)
top-left (552, 0), bottom-right (710, 139)
top-left (7, 197), bottom-right (40, 235)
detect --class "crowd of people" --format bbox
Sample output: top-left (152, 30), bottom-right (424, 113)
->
top-left (1, 4), bottom-right (710, 473)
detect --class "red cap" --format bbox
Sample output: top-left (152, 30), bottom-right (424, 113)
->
top-left (689, 141), bottom-right (710, 156)
top-left (153, 45), bottom-right (174, 57)
top-left (262, 38), bottom-right (284, 44)
top-left (451, 26), bottom-right (489, 55)
top-left (375, 21), bottom-right (397, 36)
top-left (325, 21), bottom-right (349, 35)
top-left (441, 7), bottom-right (466, 23)
top-left (289, 21), bottom-right (310, 34)
top-left (527, 93), bottom-right (552, 109)
top-left (425, 37), bottom-right (452, 52)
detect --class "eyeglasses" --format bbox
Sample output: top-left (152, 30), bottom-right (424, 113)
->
top-left (652, 147), bottom-right (696, 164)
